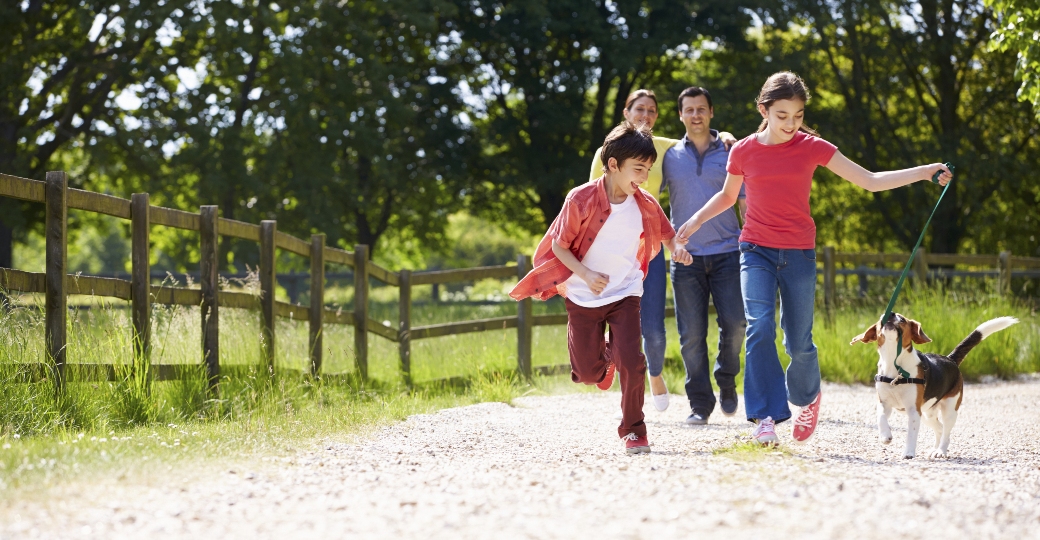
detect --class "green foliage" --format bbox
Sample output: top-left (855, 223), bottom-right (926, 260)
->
top-left (690, 1), bottom-right (1040, 257)
top-left (0, 0), bottom-right (195, 265)
top-left (2, 0), bottom-right (1039, 270)
top-left (449, 0), bottom-right (762, 230)
top-left (988, 0), bottom-right (1040, 120)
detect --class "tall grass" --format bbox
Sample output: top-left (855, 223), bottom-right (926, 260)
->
top-left (655, 288), bottom-right (1039, 394)
top-left (1, 286), bottom-right (1037, 441)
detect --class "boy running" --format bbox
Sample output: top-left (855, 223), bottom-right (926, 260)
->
top-left (511, 122), bottom-right (692, 454)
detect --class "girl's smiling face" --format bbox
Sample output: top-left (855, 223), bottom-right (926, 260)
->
top-left (758, 98), bottom-right (805, 143)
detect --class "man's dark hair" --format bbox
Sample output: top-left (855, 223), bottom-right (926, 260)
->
top-left (600, 121), bottom-right (657, 172)
top-left (677, 86), bottom-right (713, 112)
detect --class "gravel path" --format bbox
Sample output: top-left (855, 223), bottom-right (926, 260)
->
top-left (4, 379), bottom-right (1040, 539)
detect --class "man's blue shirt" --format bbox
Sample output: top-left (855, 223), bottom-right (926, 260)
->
top-left (661, 132), bottom-right (745, 257)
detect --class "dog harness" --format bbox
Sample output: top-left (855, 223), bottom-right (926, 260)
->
top-left (874, 374), bottom-right (925, 385)
top-left (879, 164), bottom-right (954, 380)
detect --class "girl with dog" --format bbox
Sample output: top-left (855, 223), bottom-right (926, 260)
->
top-left (676, 71), bottom-right (952, 445)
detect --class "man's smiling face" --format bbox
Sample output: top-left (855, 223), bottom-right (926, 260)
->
top-left (679, 94), bottom-right (713, 137)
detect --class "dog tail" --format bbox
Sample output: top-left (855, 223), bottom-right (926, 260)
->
top-left (948, 317), bottom-right (1019, 365)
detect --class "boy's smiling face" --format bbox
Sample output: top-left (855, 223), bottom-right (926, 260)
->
top-left (606, 156), bottom-right (653, 199)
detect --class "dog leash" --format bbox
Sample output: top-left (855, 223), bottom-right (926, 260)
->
top-left (880, 163), bottom-right (955, 379)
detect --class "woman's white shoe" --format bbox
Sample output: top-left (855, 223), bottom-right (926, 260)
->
top-left (651, 391), bottom-right (669, 411)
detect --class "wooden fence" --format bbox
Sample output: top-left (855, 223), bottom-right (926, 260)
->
top-left (2, 171), bottom-right (1039, 393)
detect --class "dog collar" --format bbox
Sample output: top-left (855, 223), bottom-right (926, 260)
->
top-left (874, 374), bottom-right (925, 385)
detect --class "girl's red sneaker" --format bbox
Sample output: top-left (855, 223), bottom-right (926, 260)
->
top-left (792, 391), bottom-right (822, 442)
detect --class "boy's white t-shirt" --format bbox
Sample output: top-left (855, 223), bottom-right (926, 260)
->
top-left (561, 194), bottom-right (644, 307)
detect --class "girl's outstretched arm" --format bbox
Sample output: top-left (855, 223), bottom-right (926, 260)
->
top-left (825, 151), bottom-right (952, 192)
top-left (676, 173), bottom-right (744, 243)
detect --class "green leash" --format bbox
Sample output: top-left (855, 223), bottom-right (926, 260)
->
top-left (881, 163), bottom-right (955, 378)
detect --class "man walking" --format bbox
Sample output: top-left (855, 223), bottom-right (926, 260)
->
top-left (661, 86), bottom-right (747, 425)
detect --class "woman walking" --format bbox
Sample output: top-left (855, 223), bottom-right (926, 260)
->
top-left (589, 89), bottom-right (735, 411)
top-left (676, 72), bottom-right (951, 444)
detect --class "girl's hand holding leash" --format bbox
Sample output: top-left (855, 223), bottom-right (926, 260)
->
top-left (929, 163), bottom-right (953, 186)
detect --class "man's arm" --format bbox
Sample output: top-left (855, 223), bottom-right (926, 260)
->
top-left (551, 240), bottom-right (608, 294)
top-left (718, 131), bottom-right (738, 150)
top-left (737, 198), bottom-right (748, 224)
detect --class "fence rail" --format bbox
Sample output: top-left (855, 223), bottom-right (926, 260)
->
top-left (2, 171), bottom-right (1039, 391)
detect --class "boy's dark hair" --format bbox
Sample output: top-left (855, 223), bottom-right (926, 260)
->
top-left (600, 121), bottom-right (657, 173)
top-left (677, 86), bottom-right (713, 112)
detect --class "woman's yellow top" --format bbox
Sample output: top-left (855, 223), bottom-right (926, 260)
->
top-left (588, 136), bottom-right (680, 200)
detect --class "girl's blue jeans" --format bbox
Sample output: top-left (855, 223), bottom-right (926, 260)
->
top-left (641, 250), bottom-right (667, 377)
top-left (738, 242), bottom-right (821, 423)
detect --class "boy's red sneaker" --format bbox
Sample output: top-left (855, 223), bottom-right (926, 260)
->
top-left (792, 391), bottom-right (822, 442)
top-left (596, 360), bottom-right (616, 391)
top-left (622, 433), bottom-right (650, 454)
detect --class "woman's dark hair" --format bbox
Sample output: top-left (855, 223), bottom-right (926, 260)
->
top-left (756, 71), bottom-right (819, 136)
top-left (600, 121), bottom-right (657, 173)
top-left (625, 89), bottom-right (659, 111)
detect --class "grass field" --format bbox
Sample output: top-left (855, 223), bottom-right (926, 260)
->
top-left (0, 283), bottom-right (1037, 497)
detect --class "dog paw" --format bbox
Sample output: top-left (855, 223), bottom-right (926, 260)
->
top-left (903, 454), bottom-right (915, 460)
top-left (929, 449), bottom-right (949, 459)
top-left (880, 436), bottom-right (892, 445)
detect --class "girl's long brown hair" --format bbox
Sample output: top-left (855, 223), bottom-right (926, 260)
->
top-left (756, 72), bottom-right (819, 136)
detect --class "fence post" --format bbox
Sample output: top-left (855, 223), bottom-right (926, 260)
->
top-left (131, 193), bottom-right (151, 385)
top-left (353, 244), bottom-right (369, 380)
top-left (517, 254), bottom-right (532, 379)
top-left (998, 251), bottom-right (1012, 295)
top-left (822, 246), bottom-right (835, 316)
top-left (914, 246), bottom-right (929, 285)
top-left (398, 269), bottom-right (412, 385)
top-left (199, 206), bottom-right (220, 395)
top-left (45, 171), bottom-right (67, 395)
top-left (309, 233), bottom-right (325, 377)
top-left (260, 220), bottom-right (277, 375)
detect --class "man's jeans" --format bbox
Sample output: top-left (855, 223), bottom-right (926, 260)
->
top-left (641, 250), bottom-right (667, 377)
top-left (671, 250), bottom-right (746, 414)
top-left (739, 242), bottom-right (821, 423)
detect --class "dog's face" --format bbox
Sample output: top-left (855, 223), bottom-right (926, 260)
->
top-left (850, 313), bottom-right (932, 353)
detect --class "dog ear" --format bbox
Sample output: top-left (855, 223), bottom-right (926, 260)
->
top-left (850, 324), bottom-right (878, 345)
top-left (908, 319), bottom-right (932, 344)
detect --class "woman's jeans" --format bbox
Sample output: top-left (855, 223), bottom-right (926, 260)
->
top-left (671, 250), bottom-right (746, 415)
top-left (641, 250), bottom-right (667, 377)
top-left (739, 242), bottom-right (821, 423)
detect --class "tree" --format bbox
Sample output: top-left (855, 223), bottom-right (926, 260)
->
top-left (0, 0), bottom-right (191, 268)
top-left (448, 0), bottom-right (760, 230)
top-left (112, 0), bottom-right (476, 267)
top-left (987, 0), bottom-right (1040, 120)
top-left (262, 0), bottom-right (476, 259)
top-left (742, 0), bottom-right (1040, 255)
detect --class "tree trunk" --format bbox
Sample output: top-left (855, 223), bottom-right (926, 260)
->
top-left (536, 185), bottom-right (566, 229)
top-left (0, 222), bottom-right (11, 269)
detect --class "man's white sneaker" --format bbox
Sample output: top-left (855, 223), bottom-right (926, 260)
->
top-left (752, 416), bottom-right (779, 446)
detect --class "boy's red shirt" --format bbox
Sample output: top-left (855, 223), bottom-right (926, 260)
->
top-left (510, 176), bottom-right (676, 302)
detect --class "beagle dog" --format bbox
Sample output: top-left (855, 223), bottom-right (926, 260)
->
top-left (850, 313), bottom-right (1018, 459)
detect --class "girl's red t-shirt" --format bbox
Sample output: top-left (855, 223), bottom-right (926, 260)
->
top-left (726, 131), bottom-right (838, 249)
